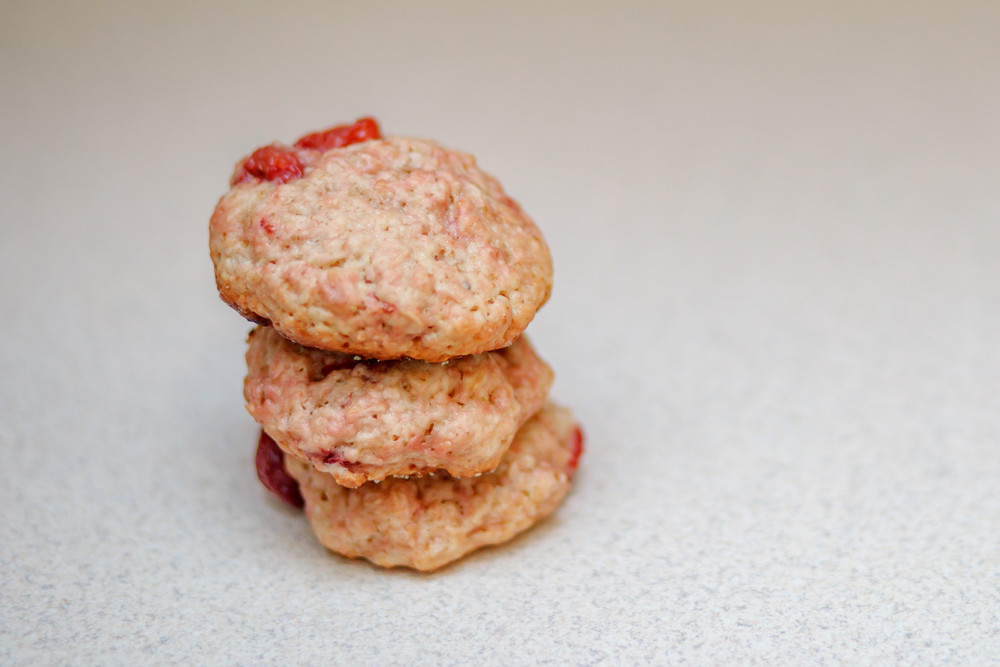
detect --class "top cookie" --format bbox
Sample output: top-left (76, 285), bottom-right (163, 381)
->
top-left (209, 119), bottom-right (553, 361)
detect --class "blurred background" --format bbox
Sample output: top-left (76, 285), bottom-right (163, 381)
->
top-left (2, 1), bottom-right (998, 663)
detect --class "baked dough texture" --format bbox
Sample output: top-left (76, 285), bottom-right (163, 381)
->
top-left (284, 402), bottom-right (582, 571)
top-left (244, 326), bottom-right (553, 487)
top-left (210, 136), bottom-right (553, 361)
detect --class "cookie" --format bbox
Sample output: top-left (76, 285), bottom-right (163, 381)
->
top-left (284, 402), bottom-right (583, 571)
top-left (210, 122), bottom-right (553, 361)
top-left (244, 326), bottom-right (553, 487)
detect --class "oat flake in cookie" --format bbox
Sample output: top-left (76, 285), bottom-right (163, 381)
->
top-left (209, 119), bottom-right (553, 361)
top-left (284, 402), bottom-right (584, 571)
top-left (243, 326), bottom-right (553, 487)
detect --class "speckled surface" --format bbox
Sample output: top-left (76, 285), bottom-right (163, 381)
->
top-left (2, 1), bottom-right (999, 664)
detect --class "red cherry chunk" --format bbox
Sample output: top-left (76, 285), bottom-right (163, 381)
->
top-left (321, 450), bottom-right (360, 471)
top-left (294, 117), bottom-right (382, 151)
top-left (232, 144), bottom-right (303, 186)
top-left (567, 427), bottom-right (584, 474)
top-left (255, 430), bottom-right (304, 508)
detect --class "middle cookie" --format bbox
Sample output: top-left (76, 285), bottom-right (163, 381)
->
top-left (244, 326), bottom-right (553, 487)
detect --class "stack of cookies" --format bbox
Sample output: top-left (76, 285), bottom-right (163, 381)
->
top-left (209, 118), bottom-right (582, 571)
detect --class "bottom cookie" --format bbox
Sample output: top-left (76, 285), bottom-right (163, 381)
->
top-left (282, 402), bottom-right (583, 571)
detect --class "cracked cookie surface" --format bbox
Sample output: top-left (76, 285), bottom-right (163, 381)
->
top-left (244, 326), bottom-right (553, 487)
top-left (285, 402), bottom-right (583, 571)
top-left (210, 135), bottom-right (552, 361)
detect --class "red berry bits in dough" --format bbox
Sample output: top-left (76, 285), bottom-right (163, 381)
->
top-left (567, 427), bottom-right (585, 474)
top-left (231, 144), bottom-right (304, 186)
top-left (255, 430), bottom-right (304, 509)
top-left (294, 117), bottom-right (381, 151)
top-left (228, 117), bottom-right (380, 188)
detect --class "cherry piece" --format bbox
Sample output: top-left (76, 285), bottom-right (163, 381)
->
top-left (255, 430), bottom-right (304, 508)
top-left (232, 144), bottom-right (304, 186)
top-left (294, 117), bottom-right (382, 151)
top-left (567, 427), bottom-right (584, 474)
top-left (320, 451), bottom-right (360, 471)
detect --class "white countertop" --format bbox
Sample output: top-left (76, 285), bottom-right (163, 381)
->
top-left (3, 1), bottom-right (999, 663)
